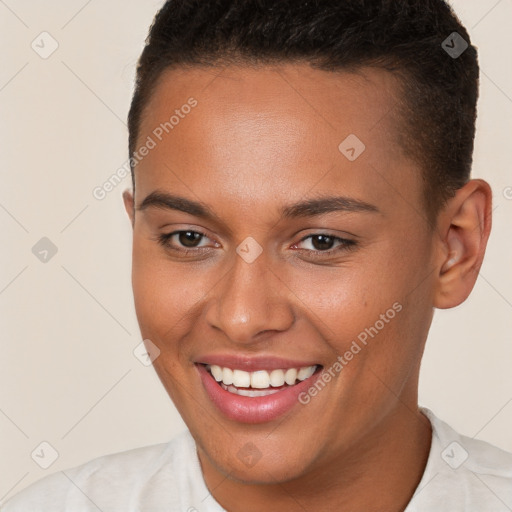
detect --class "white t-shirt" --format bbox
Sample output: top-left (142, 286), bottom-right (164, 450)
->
top-left (2, 408), bottom-right (511, 511)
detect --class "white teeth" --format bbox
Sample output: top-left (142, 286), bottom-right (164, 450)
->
top-left (221, 383), bottom-right (282, 397)
top-left (284, 368), bottom-right (298, 385)
top-left (210, 365), bottom-right (223, 382)
top-left (251, 370), bottom-right (270, 389)
top-left (297, 366), bottom-right (315, 380)
top-left (222, 367), bottom-right (233, 385)
top-left (232, 369), bottom-right (251, 387)
top-left (269, 369), bottom-right (285, 387)
top-left (206, 364), bottom-right (318, 391)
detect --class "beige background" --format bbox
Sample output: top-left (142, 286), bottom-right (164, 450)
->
top-left (0, 0), bottom-right (511, 502)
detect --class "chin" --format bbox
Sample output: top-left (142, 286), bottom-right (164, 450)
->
top-left (198, 434), bottom-right (317, 485)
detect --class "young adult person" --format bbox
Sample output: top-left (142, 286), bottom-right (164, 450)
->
top-left (4, 1), bottom-right (511, 510)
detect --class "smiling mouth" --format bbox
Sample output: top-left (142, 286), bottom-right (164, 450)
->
top-left (203, 363), bottom-right (323, 397)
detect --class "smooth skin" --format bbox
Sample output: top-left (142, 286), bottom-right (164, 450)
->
top-left (123, 63), bottom-right (492, 512)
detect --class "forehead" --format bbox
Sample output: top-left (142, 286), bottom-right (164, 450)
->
top-left (135, 63), bottom-right (420, 221)
top-left (139, 63), bottom-right (402, 153)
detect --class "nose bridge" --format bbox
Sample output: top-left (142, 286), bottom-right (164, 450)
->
top-left (205, 248), bottom-right (294, 343)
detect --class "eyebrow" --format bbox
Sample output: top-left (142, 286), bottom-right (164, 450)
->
top-left (137, 190), bottom-right (380, 221)
top-left (281, 195), bottom-right (379, 218)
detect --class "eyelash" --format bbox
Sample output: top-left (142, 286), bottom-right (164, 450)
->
top-left (156, 230), bottom-right (216, 256)
top-left (156, 230), bottom-right (357, 258)
top-left (293, 233), bottom-right (357, 258)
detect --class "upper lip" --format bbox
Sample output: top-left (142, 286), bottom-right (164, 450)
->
top-left (195, 354), bottom-right (321, 372)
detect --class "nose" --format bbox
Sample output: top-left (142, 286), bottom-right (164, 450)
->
top-left (204, 249), bottom-right (295, 344)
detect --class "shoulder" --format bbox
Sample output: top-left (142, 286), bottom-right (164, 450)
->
top-left (1, 430), bottom-right (202, 512)
top-left (407, 408), bottom-right (512, 512)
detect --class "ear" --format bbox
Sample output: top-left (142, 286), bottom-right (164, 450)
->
top-left (123, 188), bottom-right (135, 227)
top-left (433, 179), bottom-right (492, 309)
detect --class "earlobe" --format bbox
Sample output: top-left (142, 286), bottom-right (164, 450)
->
top-left (433, 179), bottom-right (492, 309)
top-left (122, 189), bottom-right (135, 227)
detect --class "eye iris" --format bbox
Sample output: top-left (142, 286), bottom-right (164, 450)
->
top-left (312, 235), bottom-right (334, 251)
top-left (179, 231), bottom-right (202, 247)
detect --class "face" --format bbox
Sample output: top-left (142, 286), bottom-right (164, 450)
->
top-left (125, 63), bottom-right (438, 484)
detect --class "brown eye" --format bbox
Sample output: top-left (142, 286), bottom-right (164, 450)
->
top-left (157, 230), bottom-right (214, 251)
top-left (310, 235), bottom-right (335, 251)
top-left (293, 233), bottom-right (357, 258)
top-left (178, 231), bottom-right (203, 247)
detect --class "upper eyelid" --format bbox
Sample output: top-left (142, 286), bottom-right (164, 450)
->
top-left (163, 230), bottom-right (215, 245)
top-left (293, 234), bottom-right (355, 251)
top-left (160, 226), bottom-right (215, 240)
top-left (297, 232), bottom-right (354, 242)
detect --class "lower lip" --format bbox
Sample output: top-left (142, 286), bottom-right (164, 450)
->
top-left (196, 364), bottom-right (322, 424)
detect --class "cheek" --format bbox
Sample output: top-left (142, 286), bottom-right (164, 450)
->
top-left (283, 245), bottom-right (432, 375)
top-left (131, 242), bottom-right (206, 339)
top-left (283, 260), bottom-right (397, 342)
